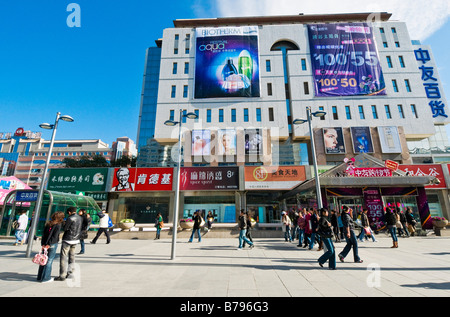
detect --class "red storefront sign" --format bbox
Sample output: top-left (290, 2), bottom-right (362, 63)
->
top-left (353, 167), bottom-right (392, 177)
top-left (110, 167), bottom-right (174, 191)
top-left (398, 165), bottom-right (446, 189)
top-left (385, 160), bottom-right (399, 171)
top-left (179, 167), bottom-right (239, 190)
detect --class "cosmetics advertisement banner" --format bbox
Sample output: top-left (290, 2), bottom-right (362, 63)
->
top-left (307, 23), bottom-right (386, 97)
top-left (194, 26), bottom-right (260, 98)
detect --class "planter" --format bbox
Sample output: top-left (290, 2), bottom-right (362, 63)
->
top-left (119, 222), bottom-right (135, 231)
top-left (432, 219), bottom-right (448, 229)
top-left (180, 221), bottom-right (194, 230)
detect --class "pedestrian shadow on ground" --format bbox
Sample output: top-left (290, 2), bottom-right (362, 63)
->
top-left (402, 281), bottom-right (450, 290)
top-left (0, 272), bottom-right (36, 282)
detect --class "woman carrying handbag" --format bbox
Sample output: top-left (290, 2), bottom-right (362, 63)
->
top-left (37, 212), bottom-right (65, 283)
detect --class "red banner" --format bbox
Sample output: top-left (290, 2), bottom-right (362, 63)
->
top-left (110, 167), bottom-right (174, 192)
top-left (398, 165), bottom-right (446, 189)
top-left (353, 167), bottom-right (392, 177)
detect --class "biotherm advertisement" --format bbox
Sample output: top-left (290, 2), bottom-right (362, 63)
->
top-left (194, 26), bottom-right (260, 99)
top-left (307, 23), bottom-right (386, 97)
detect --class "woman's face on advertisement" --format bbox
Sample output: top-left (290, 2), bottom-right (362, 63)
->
top-left (324, 129), bottom-right (338, 149)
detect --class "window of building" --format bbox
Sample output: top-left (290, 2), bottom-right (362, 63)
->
top-left (391, 27), bottom-right (397, 34)
top-left (267, 83), bottom-right (272, 96)
top-left (345, 106), bottom-right (352, 119)
top-left (303, 82), bottom-right (309, 95)
top-left (380, 27), bottom-right (385, 33)
top-left (398, 104), bottom-right (405, 118)
top-left (386, 56), bottom-right (393, 68)
top-left (185, 34), bottom-right (190, 54)
top-left (383, 42), bottom-right (388, 48)
top-left (171, 85), bottom-right (176, 98)
top-left (219, 109), bottom-right (224, 122)
top-left (206, 109), bottom-right (211, 123)
top-left (182, 109), bottom-right (187, 123)
top-left (244, 108), bottom-right (249, 122)
top-left (332, 106), bottom-right (338, 120)
top-left (392, 80), bottom-right (399, 92)
top-left (231, 109), bottom-right (236, 122)
top-left (172, 62), bottom-right (177, 74)
top-left (371, 105), bottom-right (378, 119)
top-left (183, 85), bottom-right (188, 98)
top-left (174, 34), bottom-right (179, 55)
top-left (404, 79), bottom-right (411, 92)
top-left (395, 41), bottom-right (400, 48)
top-left (268, 108), bottom-right (274, 121)
top-left (194, 109), bottom-right (199, 123)
top-left (411, 104), bottom-right (418, 118)
top-left (170, 110), bottom-right (175, 121)
top-left (399, 56), bottom-right (405, 68)
top-left (301, 59), bottom-right (307, 71)
top-left (319, 106), bottom-right (325, 121)
top-left (266, 60), bottom-right (271, 72)
top-left (358, 105), bottom-right (365, 119)
top-left (256, 108), bottom-right (262, 122)
top-left (184, 62), bottom-right (189, 74)
top-left (385, 105), bottom-right (392, 119)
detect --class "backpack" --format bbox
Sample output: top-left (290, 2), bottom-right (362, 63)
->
top-left (12, 221), bottom-right (19, 230)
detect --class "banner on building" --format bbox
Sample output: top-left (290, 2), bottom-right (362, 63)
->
top-left (245, 166), bottom-right (306, 190)
top-left (217, 129), bottom-right (237, 156)
top-left (323, 127), bottom-right (346, 154)
top-left (180, 167), bottom-right (239, 190)
top-left (194, 26), bottom-right (260, 98)
top-left (307, 23), bottom-right (386, 97)
top-left (110, 167), bottom-right (174, 192)
top-left (378, 126), bottom-right (402, 153)
top-left (245, 128), bottom-right (263, 155)
top-left (350, 126), bottom-right (374, 153)
top-left (192, 130), bottom-right (211, 156)
top-left (48, 168), bottom-right (109, 192)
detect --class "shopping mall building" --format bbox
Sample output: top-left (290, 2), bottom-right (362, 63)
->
top-left (129, 12), bottom-right (450, 230)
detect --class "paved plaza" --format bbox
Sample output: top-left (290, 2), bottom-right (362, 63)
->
top-left (1, 234), bottom-right (450, 300)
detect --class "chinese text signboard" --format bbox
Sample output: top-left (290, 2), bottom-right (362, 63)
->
top-left (15, 190), bottom-right (39, 202)
top-left (179, 167), bottom-right (239, 190)
top-left (194, 26), bottom-right (260, 99)
top-left (398, 164), bottom-right (446, 189)
top-left (353, 167), bottom-right (392, 177)
top-left (307, 23), bottom-right (386, 97)
top-left (110, 167), bottom-right (174, 192)
top-left (414, 48), bottom-right (448, 119)
top-left (245, 166), bottom-right (306, 190)
top-left (363, 188), bottom-right (384, 223)
top-left (48, 168), bottom-right (108, 192)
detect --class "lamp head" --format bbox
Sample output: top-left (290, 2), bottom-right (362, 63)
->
top-left (59, 115), bottom-right (74, 122)
top-left (164, 120), bottom-right (178, 126)
top-left (312, 111), bottom-right (326, 117)
top-left (39, 123), bottom-right (54, 130)
top-left (185, 112), bottom-right (198, 120)
top-left (293, 119), bottom-right (308, 125)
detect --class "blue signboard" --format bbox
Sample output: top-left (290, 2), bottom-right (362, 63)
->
top-left (194, 26), bottom-right (260, 99)
top-left (15, 190), bottom-right (39, 202)
top-left (307, 23), bottom-right (386, 97)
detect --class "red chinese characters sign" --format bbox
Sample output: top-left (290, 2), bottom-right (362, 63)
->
top-left (110, 168), bottom-right (174, 192)
top-left (353, 168), bottom-right (392, 177)
top-left (398, 165), bottom-right (446, 189)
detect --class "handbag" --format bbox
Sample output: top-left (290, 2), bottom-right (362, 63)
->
top-left (32, 249), bottom-right (48, 266)
top-left (364, 227), bottom-right (371, 236)
top-left (108, 217), bottom-right (114, 228)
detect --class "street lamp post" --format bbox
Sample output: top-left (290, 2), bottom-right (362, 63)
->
top-left (293, 107), bottom-right (326, 210)
top-left (164, 110), bottom-right (198, 260)
top-left (25, 112), bottom-right (74, 258)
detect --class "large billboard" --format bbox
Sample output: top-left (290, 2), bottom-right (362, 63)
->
top-left (179, 167), bottom-right (239, 190)
top-left (110, 168), bottom-right (174, 192)
top-left (244, 166), bottom-right (306, 190)
top-left (192, 130), bottom-right (211, 156)
top-left (217, 129), bottom-right (237, 156)
top-left (323, 127), bottom-right (346, 154)
top-left (48, 168), bottom-right (108, 192)
top-left (350, 126), bottom-right (374, 154)
top-left (377, 126), bottom-right (402, 153)
top-left (307, 23), bottom-right (386, 97)
top-left (194, 26), bottom-right (260, 99)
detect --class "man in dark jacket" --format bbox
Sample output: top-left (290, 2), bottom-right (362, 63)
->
top-left (55, 207), bottom-right (83, 281)
top-left (338, 206), bottom-right (363, 263)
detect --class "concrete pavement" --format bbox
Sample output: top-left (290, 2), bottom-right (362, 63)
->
top-left (1, 234), bottom-right (450, 300)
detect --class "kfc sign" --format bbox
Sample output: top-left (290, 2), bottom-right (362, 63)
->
top-left (110, 167), bottom-right (174, 192)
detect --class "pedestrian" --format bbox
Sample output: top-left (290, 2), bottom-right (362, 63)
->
top-left (337, 210), bottom-right (344, 241)
top-left (399, 208), bottom-right (410, 237)
top-left (304, 208), bottom-right (313, 248)
top-left (358, 208), bottom-right (377, 242)
top-left (385, 207), bottom-right (398, 248)
top-left (37, 211), bottom-right (65, 283)
top-left (90, 210), bottom-right (111, 244)
top-left (395, 207), bottom-right (405, 237)
top-left (330, 210), bottom-right (340, 243)
top-left (188, 211), bottom-right (202, 243)
top-left (405, 207), bottom-right (417, 236)
top-left (78, 209), bottom-right (91, 254)
top-left (317, 208), bottom-right (336, 270)
top-left (155, 212), bottom-right (163, 240)
top-left (297, 208), bottom-right (306, 247)
top-left (338, 206), bottom-right (363, 263)
top-left (206, 211), bottom-right (214, 232)
top-left (309, 208), bottom-right (319, 250)
top-left (55, 207), bottom-right (83, 281)
top-left (242, 212), bottom-right (254, 247)
top-left (13, 210), bottom-right (28, 246)
top-left (237, 209), bottom-right (254, 250)
top-left (290, 209), bottom-right (299, 241)
top-left (281, 211), bottom-right (292, 242)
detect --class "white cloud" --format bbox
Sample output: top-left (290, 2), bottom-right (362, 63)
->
top-left (211, 0), bottom-right (450, 40)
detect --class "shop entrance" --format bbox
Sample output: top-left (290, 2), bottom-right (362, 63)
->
top-left (328, 196), bottom-right (364, 219)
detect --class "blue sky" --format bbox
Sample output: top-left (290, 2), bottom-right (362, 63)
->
top-left (0, 1), bottom-right (449, 146)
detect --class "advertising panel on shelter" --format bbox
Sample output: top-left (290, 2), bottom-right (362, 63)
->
top-left (0, 176), bottom-right (32, 205)
top-left (307, 23), bottom-right (386, 97)
top-left (323, 127), bottom-right (346, 154)
top-left (217, 129), bottom-right (237, 156)
top-left (244, 166), bottom-right (306, 190)
top-left (194, 26), bottom-right (260, 98)
top-left (378, 126), bottom-right (402, 153)
top-left (48, 168), bottom-right (109, 192)
top-left (350, 126), bottom-right (374, 153)
top-left (245, 128), bottom-right (263, 155)
top-left (110, 167), bottom-right (173, 192)
top-left (192, 129), bottom-right (211, 156)
top-left (179, 167), bottom-right (239, 190)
